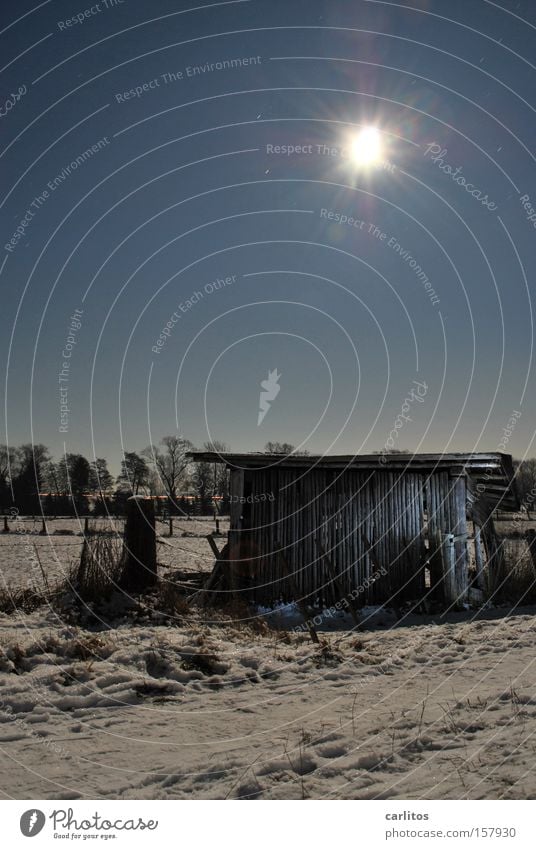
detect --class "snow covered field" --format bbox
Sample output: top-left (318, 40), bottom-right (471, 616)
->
top-left (1, 519), bottom-right (536, 800)
top-left (0, 517), bottom-right (224, 587)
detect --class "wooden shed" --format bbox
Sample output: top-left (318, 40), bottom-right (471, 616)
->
top-left (191, 452), bottom-right (519, 610)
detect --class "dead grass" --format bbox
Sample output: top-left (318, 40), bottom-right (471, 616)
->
top-left (6, 641), bottom-right (27, 672)
top-left (500, 539), bottom-right (536, 603)
top-left (312, 639), bottom-right (344, 667)
top-left (134, 680), bottom-right (175, 697)
top-left (73, 534), bottom-right (124, 603)
top-left (0, 583), bottom-right (52, 614)
top-left (59, 663), bottom-right (94, 686)
top-left (213, 598), bottom-right (272, 635)
top-left (157, 581), bottom-right (191, 617)
top-left (0, 534), bottom-right (125, 617)
top-left (64, 634), bottom-right (111, 662)
top-left (180, 648), bottom-right (222, 676)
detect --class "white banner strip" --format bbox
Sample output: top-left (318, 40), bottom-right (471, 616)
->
top-left (2, 799), bottom-right (534, 848)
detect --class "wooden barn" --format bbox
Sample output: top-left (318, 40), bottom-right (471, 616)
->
top-left (191, 452), bottom-right (519, 610)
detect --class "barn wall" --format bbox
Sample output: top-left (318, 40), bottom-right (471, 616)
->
top-left (229, 466), bottom-right (468, 606)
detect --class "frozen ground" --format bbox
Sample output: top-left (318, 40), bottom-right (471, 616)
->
top-left (1, 602), bottom-right (536, 799)
top-left (1, 518), bottom-right (535, 800)
top-left (0, 516), bottom-right (225, 587)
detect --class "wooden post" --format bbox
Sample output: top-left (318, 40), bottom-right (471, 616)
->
top-left (169, 517), bottom-right (173, 537)
top-left (206, 533), bottom-right (223, 560)
top-left (193, 535), bottom-right (230, 605)
top-left (215, 518), bottom-right (220, 535)
top-left (449, 468), bottom-right (468, 604)
top-left (480, 516), bottom-right (505, 599)
top-left (2, 516), bottom-right (9, 533)
top-left (121, 496), bottom-right (157, 592)
top-left (526, 529), bottom-right (536, 579)
top-left (84, 516), bottom-right (89, 535)
top-left (428, 529), bottom-right (444, 601)
top-left (440, 532), bottom-right (458, 607)
top-left (474, 524), bottom-right (485, 588)
top-left (228, 468), bottom-right (244, 597)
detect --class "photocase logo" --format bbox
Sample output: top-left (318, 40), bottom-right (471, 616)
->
top-left (257, 368), bottom-right (281, 425)
top-left (20, 810), bottom-right (46, 837)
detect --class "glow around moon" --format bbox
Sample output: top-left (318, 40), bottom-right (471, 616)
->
top-left (349, 126), bottom-right (383, 166)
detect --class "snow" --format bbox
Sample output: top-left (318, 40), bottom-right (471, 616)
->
top-left (0, 516), bottom-right (224, 587)
top-left (1, 517), bottom-right (536, 799)
top-left (1, 601), bottom-right (536, 799)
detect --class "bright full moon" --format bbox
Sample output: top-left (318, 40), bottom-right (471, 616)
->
top-left (349, 127), bottom-right (383, 166)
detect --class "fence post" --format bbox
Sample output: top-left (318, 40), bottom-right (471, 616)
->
top-left (169, 517), bottom-right (173, 537)
top-left (2, 516), bottom-right (9, 533)
top-left (526, 529), bottom-right (536, 578)
top-left (474, 525), bottom-right (485, 588)
top-left (440, 532), bottom-right (459, 607)
top-left (428, 530), bottom-right (443, 601)
top-left (480, 520), bottom-right (506, 600)
top-left (449, 468), bottom-right (468, 603)
top-left (121, 496), bottom-right (157, 592)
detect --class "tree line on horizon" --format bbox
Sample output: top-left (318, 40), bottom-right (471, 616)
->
top-left (0, 439), bottom-right (305, 517)
top-left (1, 441), bottom-right (535, 519)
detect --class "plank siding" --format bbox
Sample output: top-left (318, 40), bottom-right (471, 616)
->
top-left (227, 466), bottom-right (477, 607)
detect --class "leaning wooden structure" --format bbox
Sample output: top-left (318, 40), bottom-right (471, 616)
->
top-left (190, 452), bottom-right (519, 610)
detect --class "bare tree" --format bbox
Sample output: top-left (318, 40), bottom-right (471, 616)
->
top-left (515, 458), bottom-right (536, 519)
top-left (191, 441), bottom-right (229, 511)
top-left (43, 460), bottom-right (62, 499)
top-left (117, 451), bottom-right (151, 496)
top-left (88, 458), bottom-right (114, 498)
top-left (0, 444), bottom-right (16, 485)
top-left (64, 454), bottom-right (90, 504)
top-left (88, 458), bottom-right (115, 514)
top-left (144, 436), bottom-right (192, 510)
top-left (12, 443), bottom-right (50, 514)
top-left (0, 444), bottom-right (16, 505)
top-left (190, 459), bottom-right (212, 507)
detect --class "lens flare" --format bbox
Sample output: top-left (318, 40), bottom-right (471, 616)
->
top-left (349, 127), bottom-right (383, 166)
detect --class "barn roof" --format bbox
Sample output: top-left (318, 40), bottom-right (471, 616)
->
top-left (188, 451), bottom-right (519, 512)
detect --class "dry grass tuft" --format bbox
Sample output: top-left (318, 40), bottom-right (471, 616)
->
top-left (0, 583), bottom-right (51, 614)
top-left (214, 598), bottom-right (271, 635)
top-left (73, 534), bottom-right (124, 603)
top-left (64, 634), bottom-right (110, 661)
top-left (180, 648), bottom-right (222, 676)
top-left (500, 539), bottom-right (536, 603)
top-left (7, 641), bottom-right (27, 672)
top-left (313, 639), bottom-right (344, 667)
top-left (157, 581), bottom-right (191, 617)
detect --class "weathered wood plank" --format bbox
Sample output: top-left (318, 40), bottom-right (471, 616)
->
top-left (317, 538), bottom-right (361, 628)
top-left (276, 540), bottom-right (319, 643)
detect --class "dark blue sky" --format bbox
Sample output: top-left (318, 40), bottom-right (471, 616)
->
top-left (1, 0), bottom-right (535, 471)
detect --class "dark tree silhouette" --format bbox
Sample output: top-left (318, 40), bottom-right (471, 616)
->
top-left (12, 443), bottom-right (50, 515)
top-left (144, 436), bottom-right (192, 513)
top-left (117, 452), bottom-right (151, 496)
top-left (514, 459), bottom-right (536, 519)
top-left (191, 441), bottom-right (230, 514)
top-left (0, 444), bottom-right (16, 508)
